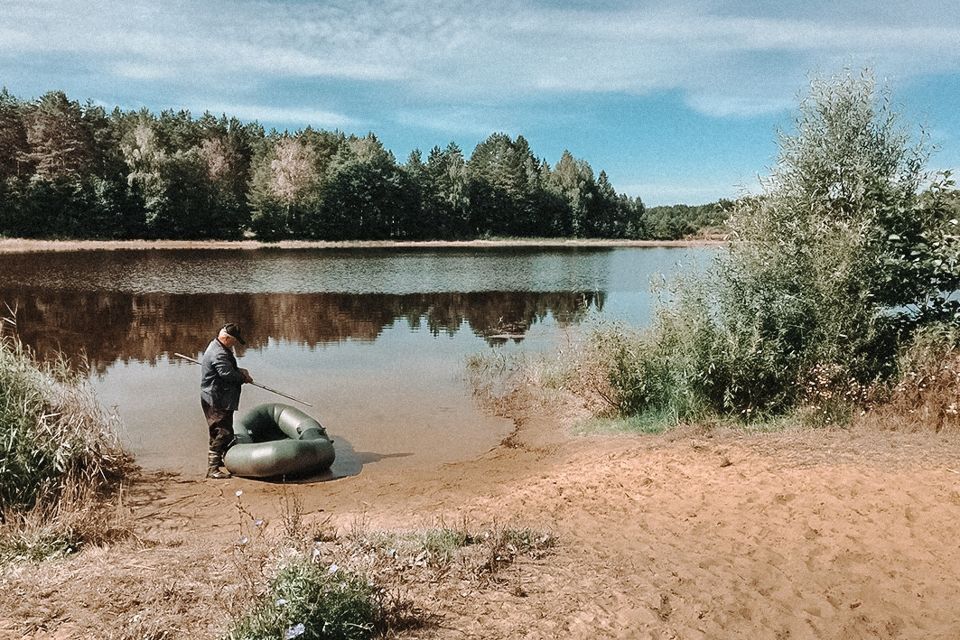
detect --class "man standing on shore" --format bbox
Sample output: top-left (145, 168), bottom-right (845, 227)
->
top-left (200, 323), bottom-right (253, 479)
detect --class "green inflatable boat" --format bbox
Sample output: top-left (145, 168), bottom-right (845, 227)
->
top-left (224, 403), bottom-right (336, 478)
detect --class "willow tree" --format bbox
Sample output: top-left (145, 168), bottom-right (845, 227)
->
top-left (710, 70), bottom-right (959, 413)
top-left (615, 70), bottom-right (959, 421)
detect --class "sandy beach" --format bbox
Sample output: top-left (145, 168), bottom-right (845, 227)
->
top-left (3, 403), bottom-right (960, 639)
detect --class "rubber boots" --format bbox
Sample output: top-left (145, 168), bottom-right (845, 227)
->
top-left (206, 450), bottom-right (232, 479)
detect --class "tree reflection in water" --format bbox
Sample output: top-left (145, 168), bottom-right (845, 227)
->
top-left (1, 288), bottom-right (605, 373)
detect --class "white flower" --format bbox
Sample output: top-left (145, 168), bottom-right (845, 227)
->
top-left (328, 563), bottom-right (339, 574)
top-left (235, 490), bottom-right (243, 497)
top-left (237, 536), bottom-right (249, 546)
top-left (284, 623), bottom-right (306, 639)
top-left (254, 519), bottom-right (264, 527)
top-left (276, 598), bottom-right (288, 606)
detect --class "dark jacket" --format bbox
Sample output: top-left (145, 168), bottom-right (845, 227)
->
top-left (200, 338), bottom-right (245, 410)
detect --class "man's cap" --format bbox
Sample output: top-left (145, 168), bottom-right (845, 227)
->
top-left (221, 323), bottom-right (246, 345)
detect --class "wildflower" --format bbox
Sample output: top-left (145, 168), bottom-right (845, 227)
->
top-left (276, 598), bottom-right (288, 606)
top-left (254, 519), bottom-right (264, 527)
top-left (237, 536), bottom-right (249, 546)
top-left (328, 563), bottom-right (339, 574)
top-left (284, 623), bottom-right (306, 639)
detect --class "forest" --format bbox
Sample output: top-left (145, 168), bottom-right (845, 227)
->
top-left (0, 89), bottom-right (723, 241)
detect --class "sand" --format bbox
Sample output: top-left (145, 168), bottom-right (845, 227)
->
top-left (0, 237), bottom-right (725, 254)
top-left (3, 409), bottom-right (960, 639)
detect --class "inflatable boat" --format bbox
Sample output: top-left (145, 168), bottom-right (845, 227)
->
top-left (224, 403), bottom-right (336, 478)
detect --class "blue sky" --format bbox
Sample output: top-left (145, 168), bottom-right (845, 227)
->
top-left (2, 0), bottom-right (959, 206)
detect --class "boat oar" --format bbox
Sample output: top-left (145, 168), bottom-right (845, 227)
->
top-left (173, 352), bottom-right (313, 407)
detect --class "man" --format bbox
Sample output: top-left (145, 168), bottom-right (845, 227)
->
top-left (200, 323), bottom-right (254, 479)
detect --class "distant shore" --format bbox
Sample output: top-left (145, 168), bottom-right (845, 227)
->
top-left (0, 237), bottom-right (727, 253)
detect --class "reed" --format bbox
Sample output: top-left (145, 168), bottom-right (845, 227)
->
top-left (0, 327), bottom-right (134, 562)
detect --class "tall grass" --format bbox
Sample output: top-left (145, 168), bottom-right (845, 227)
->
top-left (861, 322), bottom-right (960, 431)
top-left (0, 334), bottom-right (131, 511)
top-left (0, 326), bottom-right (133, 562)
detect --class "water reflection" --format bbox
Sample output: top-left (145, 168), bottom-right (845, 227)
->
top-left (0, 246), bottom-right (620, 294)
top-left (0, 246), bottom-right (708, 473)
top-left (1, 288), bottom-right (604, 371)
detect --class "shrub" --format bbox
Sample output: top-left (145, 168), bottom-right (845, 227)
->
top-left (224, 555), bottom-right (380, 640)
top-left (609, 70), bottom-right (959, 424)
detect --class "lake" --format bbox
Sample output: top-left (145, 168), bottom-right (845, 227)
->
top-left (0, 246), bottom-right (711, 477)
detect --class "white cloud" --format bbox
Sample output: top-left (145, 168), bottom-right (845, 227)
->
top-left (113, 62), bottom-right (172, 81)
top-left (197, 103), bottom-right (358, 128)
top-left (391, 107), bottom-right (514, 137)
top-left (1, 0), bottom-right (959, 119)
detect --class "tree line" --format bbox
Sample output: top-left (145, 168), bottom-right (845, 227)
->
top-left (0, 89), bottom-right (722, 241)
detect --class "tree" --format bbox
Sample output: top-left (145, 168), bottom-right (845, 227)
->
top-left (0, 89), bottom-right (29, 180)
top-left (314, 134), bottom-right (408, 240)
top-left (22, 92), bottom-right (96, 182)
top-left (552, 150), bottom-right (595, 236)
top-left (12, 92), bottom-right (139, 238)
top-left (247, 129), bottom-right (349, 239)
top-left (120, 114), bottom-right (222, 239)
top-left (0, 90), bottom-right (28, 235)
top-left (196, 113), bottom-right (260, 237)
top-left (248, 134), bottom-right (320, 239)
top-left (466, 133), bottom-right (540, 236)
top-left (605, 70), bottom-right (960, 427)
top-left (693, 71), bottom-right (955, 415)
top-left (1, 88), bottom-right (651, 242)
top-left (425, 143), bottom-right (469, 238)
top-left (583, 170), bottom-right (618, 237)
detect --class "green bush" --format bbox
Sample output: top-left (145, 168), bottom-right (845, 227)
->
top-left (0, 334), bottom-right (131, 513)
top-left (609, 70), bottom-right (959, 424)
top-left (225, 556), bottom-right (379, 640)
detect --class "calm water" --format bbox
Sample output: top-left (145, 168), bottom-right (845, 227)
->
top-left (0, 247), bottom-right (711, 476)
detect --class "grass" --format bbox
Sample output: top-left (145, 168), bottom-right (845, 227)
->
top-left (225, 486), bottom-right (558, 637)
top-left (339, 517), bottom-right (554, 576)
top-left (468, 315), bottom-right (960, 439)
top-left (225, 493), bottom-right (557, 638)
top-left (574, 413), bottom-right (671, 435)
top-left (0, 324), bottom-right (134, 564)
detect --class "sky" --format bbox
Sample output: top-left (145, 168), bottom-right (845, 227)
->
top-left (2, 0), bottom-right (959, 206)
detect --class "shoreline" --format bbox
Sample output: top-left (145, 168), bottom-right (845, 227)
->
top-left (0, 236), bottom-right (726, 253)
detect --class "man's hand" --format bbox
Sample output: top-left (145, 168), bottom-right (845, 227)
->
top-left (240, 368), bottom-right (254, 384)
